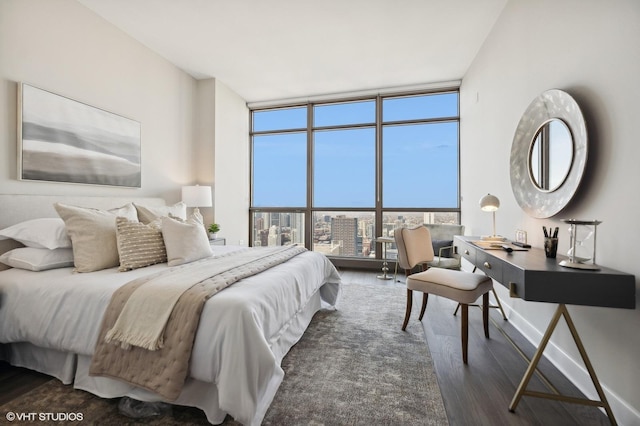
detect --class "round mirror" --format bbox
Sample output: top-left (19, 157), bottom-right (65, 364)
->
top-left (528, 118), bottom-right (574, 192)
top-left (510, 89), bottom-right (587, 218)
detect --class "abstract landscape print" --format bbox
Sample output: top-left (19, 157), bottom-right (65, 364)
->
top-left (18, 83), bottom-right (141, 187)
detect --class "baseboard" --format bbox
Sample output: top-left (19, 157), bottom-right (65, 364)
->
top-left (500, 302), bottom-right (640, 426)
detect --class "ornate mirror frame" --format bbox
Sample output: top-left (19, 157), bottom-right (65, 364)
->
top-left (510, 89), bottom-right (587, 218)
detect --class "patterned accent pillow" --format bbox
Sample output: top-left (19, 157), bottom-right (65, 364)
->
top-left (116, 217), bottom-right (167, 271)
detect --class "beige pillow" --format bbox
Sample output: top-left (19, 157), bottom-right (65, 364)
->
top-left (134, 202), bottom-right (187, 224)
top-left (54, 202), bottom-right (138, 272)
top-left (116, 217), bottom-right (167, 271)
top-left (161, 214), bottom-right (212, 266)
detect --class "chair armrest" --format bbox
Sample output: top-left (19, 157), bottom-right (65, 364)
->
top-left (438, 245), bottom-right (455, 258)
top-left (434, 245), bottom-right (461, 268)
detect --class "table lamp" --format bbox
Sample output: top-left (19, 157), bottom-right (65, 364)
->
top-left (181, 185), bottom-right (212, 223)
top-left (480, 193), bottom-right (504, 241)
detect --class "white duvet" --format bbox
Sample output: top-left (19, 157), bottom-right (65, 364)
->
top-left (0, 245), bottom-right (341, 425)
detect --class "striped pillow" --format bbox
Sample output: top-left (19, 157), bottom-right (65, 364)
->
top-left (116, 217), bottom-right (167, 271)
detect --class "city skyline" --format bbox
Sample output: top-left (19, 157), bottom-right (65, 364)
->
top-left (252, 211), bottom-right (458, 258)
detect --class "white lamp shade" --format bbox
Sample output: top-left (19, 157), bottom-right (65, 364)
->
top-left (182, 185), bottom-right (212, 208)
top-left (479, 193), bottom-right (500, 212)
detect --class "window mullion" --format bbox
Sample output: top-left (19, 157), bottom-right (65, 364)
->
top-left (306, 104), bottom-right (313, 250)
top-left (375, 95), bottom-right (383, 260)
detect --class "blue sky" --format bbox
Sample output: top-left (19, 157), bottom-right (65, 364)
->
top-left (252, 93), bottom-right (459, 209)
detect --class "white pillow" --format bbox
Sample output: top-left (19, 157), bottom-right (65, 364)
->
top-left (0, 218), bottom-right (72, 250)
top-left (135, 202), bottom-right (187, 224)
top-left (0, 247), bottom-right (74, 271)
top-left (54, 202), bottom-right (138, 273)
top-left (161, 214), bottom-right (212, 266)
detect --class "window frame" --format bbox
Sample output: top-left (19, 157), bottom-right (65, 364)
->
top-left (249, 89), bottom-right (461, 267)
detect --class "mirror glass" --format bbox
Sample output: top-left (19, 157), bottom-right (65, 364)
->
top-left (528, 119), bottom-right (574, 192)
top-left (509, 89), bottom-right (587, 218)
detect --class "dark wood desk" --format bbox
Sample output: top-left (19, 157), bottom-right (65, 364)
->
top-left (454, 236), bottom-right (636, 425)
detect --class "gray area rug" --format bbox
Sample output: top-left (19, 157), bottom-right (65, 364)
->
top-left (1, 282), bottom-right (448, 425)
top-left (262, 282), bottom-right (448, 425)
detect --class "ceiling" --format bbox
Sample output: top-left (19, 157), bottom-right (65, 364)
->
top-left (77, 0), bottom-right (507, 104)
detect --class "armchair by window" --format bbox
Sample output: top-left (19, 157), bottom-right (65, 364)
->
top-left (424, 224), bottom-right (465, 270)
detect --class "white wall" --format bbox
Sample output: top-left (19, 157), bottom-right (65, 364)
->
top-left (0, 0), bottom-right (251, 244)
top-left (461, 0), bottom-right (640, 422)
top-left (0, 0), bottom-right (197, 203)
top-left (192, 77), bottom-right (250, 244)
top-left (213, 80), bottom-right (250, 246)
top-left (192, 78), bottom-right (216, 226)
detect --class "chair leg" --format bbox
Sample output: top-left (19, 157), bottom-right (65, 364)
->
top-left (483, 292), bottom-right (490, 338)
top-left (455, 286), bottom-right (508, 321)
top-left (418, 292), bottom-right (429, 321)
top-left (461, 303), bottom-right (469, 364)
top-left (402, 289), bottom-right (413, 331)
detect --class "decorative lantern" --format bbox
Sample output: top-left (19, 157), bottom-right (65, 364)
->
top-left (558, 219), bottom-right (601, 270)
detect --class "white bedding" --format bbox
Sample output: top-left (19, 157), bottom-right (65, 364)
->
top-left (0, 245), bottom-right (341, 425)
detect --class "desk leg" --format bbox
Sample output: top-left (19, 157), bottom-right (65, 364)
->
top-left (509, 304), bottom-right (617, 425)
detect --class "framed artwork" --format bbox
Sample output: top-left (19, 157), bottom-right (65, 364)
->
top-left (18, 83), bottom-right (141, 187)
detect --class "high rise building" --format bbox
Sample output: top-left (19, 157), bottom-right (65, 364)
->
top-left (268, 225), bottom-right (279, 246)
top-left (288, 213), bottom-right (304, 245)
top-left (331, 215), bottom-right (358, 256)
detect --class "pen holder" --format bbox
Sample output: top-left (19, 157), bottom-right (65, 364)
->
top-left (544, 237), bottom-right (558, 258)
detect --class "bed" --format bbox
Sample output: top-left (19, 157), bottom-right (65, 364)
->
top-left (0, 195), bottom-right (341, 425)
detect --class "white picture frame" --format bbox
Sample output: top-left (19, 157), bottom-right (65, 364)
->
top-left (18, 83), bottom-right (141, 187)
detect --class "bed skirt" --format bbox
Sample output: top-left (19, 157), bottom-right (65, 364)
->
top-left (2, 343), bottom-right (76, 384)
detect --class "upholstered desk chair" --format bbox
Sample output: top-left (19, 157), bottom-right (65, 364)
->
top-left (393, 224), bottom-right (462, 279)
top-left (395, 226), bottom-right (492, 363)
top-left (396, 223), bottom-right (507, 321)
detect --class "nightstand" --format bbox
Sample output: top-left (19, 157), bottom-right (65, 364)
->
top-left (210, 238), bottom-right (226, 246)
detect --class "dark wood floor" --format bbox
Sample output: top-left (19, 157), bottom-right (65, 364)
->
top-left (0, 361), bottom-right (51, 406)
top-left (1, 269), bottom-right (611, 425)
top-left (340, 269), bottom-right (610, 426)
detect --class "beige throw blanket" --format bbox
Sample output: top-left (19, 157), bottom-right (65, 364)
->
top-left (90, 245), bottom-right (307, 399)
top-left (105, 246), bottom-right (305, 351)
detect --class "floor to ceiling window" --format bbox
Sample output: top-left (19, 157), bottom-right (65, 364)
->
top-left (250, 90), bottom-right (460, 266)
